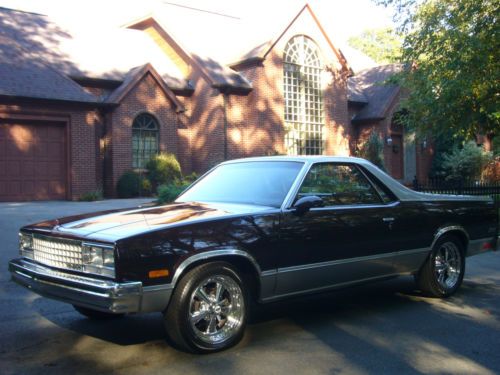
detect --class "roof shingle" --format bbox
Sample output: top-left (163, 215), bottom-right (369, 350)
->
top-left (348, 64), bottom-right (403, 122)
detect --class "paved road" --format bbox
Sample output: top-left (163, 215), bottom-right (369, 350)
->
top-left (1, 200), bottom-right (499, 374)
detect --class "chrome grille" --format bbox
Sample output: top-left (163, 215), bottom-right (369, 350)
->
top-left (32, 234), bottom-right (83, 271)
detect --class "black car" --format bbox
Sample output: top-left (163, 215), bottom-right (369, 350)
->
top-left (9, 156), bottom-right (499, 352)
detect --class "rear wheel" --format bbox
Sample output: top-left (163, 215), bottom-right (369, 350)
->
top-left (73, 305), bottom-right (124, 319)
top-left (416, 235), bottom-right (465, 297)
top-left (164, 262), bottom-right (247, 353)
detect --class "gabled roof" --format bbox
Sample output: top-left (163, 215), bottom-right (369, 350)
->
top-left (348, 64), bottom-right (403, 122)
top-left (0, 32), bottom-right (97, 104)
top-left (231, 4), bottom-right (351, 73)
top-left (125, 15), bottom-right (252, 94)
top-left (105, 63), bottom-right (185, 112)
top-left (0, 7), bottom-right (190, 92)
top-left (126, 3), bottom-right (350, 91)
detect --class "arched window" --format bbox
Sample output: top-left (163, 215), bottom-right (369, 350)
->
top-left (284, 35), bottom-right (325, 155)
top-left (132, 113), bottom-right (159, 169)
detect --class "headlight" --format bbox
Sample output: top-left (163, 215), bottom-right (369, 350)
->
top-left (19, 232), bottom-right (33, 258)
top-left (82, 243), bottom-right (115, 277)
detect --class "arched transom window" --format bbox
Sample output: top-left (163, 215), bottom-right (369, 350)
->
top-left (132, 113), bottom-right (159, 169)
top-left (284, 35), bottom-right (325, 155)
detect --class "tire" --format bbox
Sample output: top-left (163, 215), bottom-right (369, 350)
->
top-left (416, 235), bottom-right (465, 297)
top-left (73, 305), bottom-right (125, 319)
top-left (164, 262), bottom-right (248, 353)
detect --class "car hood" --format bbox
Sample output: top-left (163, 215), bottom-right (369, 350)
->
top-left (25, 202), bottom-right (275, 243)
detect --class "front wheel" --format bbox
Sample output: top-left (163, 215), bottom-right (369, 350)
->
top-left (164, 262), bottom-right (248, 353)
top-left (416, 235), bottom-right (465, 297)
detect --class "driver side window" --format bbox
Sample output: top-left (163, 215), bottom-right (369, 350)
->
top-left (298, 163), bottom-right (382, 206)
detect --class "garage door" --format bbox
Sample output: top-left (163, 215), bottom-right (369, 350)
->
top-left (0, 121), bottom-right (67, 201)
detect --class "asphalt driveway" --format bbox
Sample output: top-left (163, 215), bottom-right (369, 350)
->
top-left (1, 200), bottom-right (499, 374)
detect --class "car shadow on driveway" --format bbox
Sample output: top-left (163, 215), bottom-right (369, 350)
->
top-left (33, 276), bottom-right (422, 348)
top-left (33, 274), bottom-right (499, 371)
top-left (32, 303), bottom-right (167, 346)
top-left (34, 276), bottom-right (422, 346)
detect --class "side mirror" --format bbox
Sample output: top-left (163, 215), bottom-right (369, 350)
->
top-left (293, 195), bottom-right (324, 215)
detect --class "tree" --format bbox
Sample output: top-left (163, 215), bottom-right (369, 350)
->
top-left (348, 27), bottom-right (402, 63)
top-left (377, 0), bottom-right (500, 148)
top-left (441, 141), bottom-right (493, 181)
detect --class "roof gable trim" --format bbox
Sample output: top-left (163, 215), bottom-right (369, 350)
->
top-left (106, 63), bottom-right (185, 112)
top-left (261, 4), bottom-right (351, 73)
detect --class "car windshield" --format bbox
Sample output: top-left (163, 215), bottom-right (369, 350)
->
top-left (177, 161), bottom-right (304, 208)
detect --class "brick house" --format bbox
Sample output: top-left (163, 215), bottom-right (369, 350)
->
top-left (0, 4), bottom-right (431, 201)
top-left (348, 64), bottom-right (433, 183)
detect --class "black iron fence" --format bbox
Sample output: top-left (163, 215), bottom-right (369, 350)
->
top-left (412, 177), bottom-right (500, 206)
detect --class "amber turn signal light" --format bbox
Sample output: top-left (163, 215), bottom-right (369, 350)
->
top-left (148, 269), bottom-right (169, 278)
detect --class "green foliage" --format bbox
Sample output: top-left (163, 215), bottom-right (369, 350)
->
top-left (348, 27), bottom-right (402, 63)
top-left (78, 190), bottom-right (103, 202)
top-left (157, 183), bottom-right (187, 204)
top-left (493, 137), bottom-right (500, 156)
top-left (358, 132), bottom-right (386, 170)
top-left (441, 141), bottom-right (493, 181)
top-left (141, 178), bottom-right (152, 196)
top-left (430, 131), bottom-right (465, 177)
top-left (116, 171), bottom-right (143, 198)
top-left (182, 172), bottom-right (199, 184)
top-left (145, 153), bottom-right (182, 192)
top-left (377, 0), bottom-right (500, 141)
top-left (157, 173), bottom-right (199, 204)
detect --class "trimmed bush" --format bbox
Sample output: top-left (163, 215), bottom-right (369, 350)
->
top-left (141, 178), bottom-right (153, 196)
top-left (182, 172), bottom-right (199, 184)
top-left (157, 182), bottom-right (189, 204)
top-left (442, 141), bottom-right (493, 181)
top-left (116, 171), bottom-right (142, 198)
top-left (78, 190), bottom-right (103, 202)
top-left (157, 174), bottom-right (198, 204)
top-left (145, 153), bottom-right (182, 192)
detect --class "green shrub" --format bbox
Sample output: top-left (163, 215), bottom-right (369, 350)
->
top-left (116, 171), bottom-right (142, 198)
top-left (141, 178), bottom-right (152, 196)
top-left (442, 141), bottom-right (493, 181)
top-left (358, 132), bottom-right (386, 170)
top-left (78, 190), bottom-right (103, 202)
top-left (157, 182), bottom-right (189, 204)
top-left (182, 172), bottom-right (199, 184)
top-left (145, 153), bottom-right (182, 192)
top-left (157, 173), bottom-right (198, 204)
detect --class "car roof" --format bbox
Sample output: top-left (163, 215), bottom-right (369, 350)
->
top-left (222, 155), bottom-right (370, 165)
top-left (220, 155), bottom-right (488, 203)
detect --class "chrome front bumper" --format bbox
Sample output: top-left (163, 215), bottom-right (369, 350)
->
top-left (9, 258), bottom-right (173, 314)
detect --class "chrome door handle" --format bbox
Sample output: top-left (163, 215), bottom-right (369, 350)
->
top-left (382, 217), bottom-right (395, 222)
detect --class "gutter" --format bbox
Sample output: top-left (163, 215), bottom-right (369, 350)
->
top-left (0, 94), bottom-right (118, 109)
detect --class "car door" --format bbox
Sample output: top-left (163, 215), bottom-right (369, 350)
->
top-left (275, 162), bottom-right (401, 297)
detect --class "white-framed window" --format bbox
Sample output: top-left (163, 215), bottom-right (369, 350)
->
top-left (284, 35), bottom-right (325, 155)
top-left (132, 113), bottom-right (159, 169)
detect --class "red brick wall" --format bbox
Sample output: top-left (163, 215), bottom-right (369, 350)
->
top-left (108, 73), bottom-right (179, 195)
top-left (227, 52), bottom-right (285, 159)
top-left (178, 70), bottom-right (225, 173)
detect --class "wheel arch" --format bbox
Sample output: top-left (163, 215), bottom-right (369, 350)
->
top-left (431, 225), bottom-right (469, 253)
top-left (171, 250), bottom-right (262, 301)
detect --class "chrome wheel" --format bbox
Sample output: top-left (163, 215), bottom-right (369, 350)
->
top-left (188, 275), bottom-right (245, 345)
top-left (434, 242), bottom-right (462, 289)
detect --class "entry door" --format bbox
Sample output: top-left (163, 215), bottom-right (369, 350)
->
top-left (276, 163), bottom-right (399, 296)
